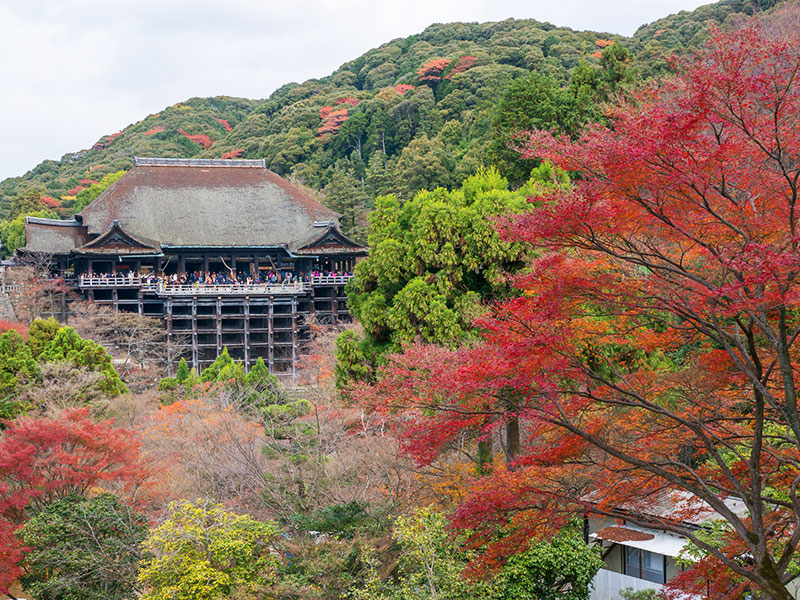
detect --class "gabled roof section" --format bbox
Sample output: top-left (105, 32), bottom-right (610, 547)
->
top-left (78, 157), bottom-right (342, 251)
top-left (75, 220), bottom-right (161, 255)
top-left (295, 223), bottom-right (366, 255)
top-left (22, 217), bottom-right (88, 254)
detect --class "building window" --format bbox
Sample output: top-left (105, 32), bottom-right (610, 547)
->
top-left (625, 547), bottom-right (666, 583)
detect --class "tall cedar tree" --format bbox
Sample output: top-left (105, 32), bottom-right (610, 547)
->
top-left (359, 11), bottom-right (800, 600)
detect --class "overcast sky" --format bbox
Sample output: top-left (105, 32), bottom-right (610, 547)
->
top-left (0, 0), bottom-right (711, 183)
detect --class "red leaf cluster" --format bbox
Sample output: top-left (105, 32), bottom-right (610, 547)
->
top-left (393, 84), bottom-right (415, 95)
top-left (221, 148), bottom-right (244, 159)
top-left (0, 321), bottom-right (27, 337)
top-left (178, 129), bottom-right (214, 149)
top-left (144, 125), bottom-right (165, 136)
top-left (417, 58), bottom-right (451, 83)
top-left (317, 107), bottom-right (350, 138)
top-left (444, 55), bottom-right (477, 79)
top-left (39, 195), bottom-right (61, 210)
top-left (216, 118), bottom-right (232, 131)
top-left (335, 96), bottom-right (360, 106)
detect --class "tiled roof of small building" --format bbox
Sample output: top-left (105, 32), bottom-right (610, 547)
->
top-left (594, 526), bottom-right (656, 543)
top-left (23, 217), bottom-right (88, 254)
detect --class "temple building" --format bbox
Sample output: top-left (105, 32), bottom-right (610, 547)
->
top-left (19, 157), bottom-right (367, 375)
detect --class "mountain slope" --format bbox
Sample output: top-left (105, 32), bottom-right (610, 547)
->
top-left (0, 0), bottom-right (779, 213)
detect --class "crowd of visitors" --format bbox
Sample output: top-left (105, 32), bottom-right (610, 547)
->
top-left (80, 268), bottom-right (351, 288)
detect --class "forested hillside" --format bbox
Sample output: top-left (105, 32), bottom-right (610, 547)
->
top-left (0, 0), bottom-right (778, 237)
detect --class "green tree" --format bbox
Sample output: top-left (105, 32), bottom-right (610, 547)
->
top-left (489, 72), bottom-right (586, 185)
top-left (200, 347), bottom-right (245, 383)
top-left (495, 530), bottom-right (604, 600)
top-left (137, 499), bottom-right (279, 600)
top-left (73, 171), bottom-right (126, 213)
top-left (9, 186), bottom-right (46, 219)
top-left (175, 357), bottom-right (190, 383)
top-left (27, 317), bottom-right (62, 360)
top-left (0, 330), bottom-right (39, 420)
top-left (394, 134), bottom-right (456, 197)
top-left (18, 493), bottom-right (147, 600)
top-left (38, 326), bottom-right (127, 396)
top-left (392, 507), bottom-right (484, 600)
top-left (340, 168), bottom-right (548, 380)
top-left (322, 162), bottom-right (370, 241)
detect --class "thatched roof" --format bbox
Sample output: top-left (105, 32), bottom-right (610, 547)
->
top-left (73, 158), bottom-right (362, 252)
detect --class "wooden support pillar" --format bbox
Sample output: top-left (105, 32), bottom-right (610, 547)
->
top-left (203, 255), bottom-right (209, 274)
top-left (331, 285), bottom-right (338, 325)
top-left (216, 297), bottom-right (222, 355)
top-left (267, 297), bottom-right (274, 373)
top-left (87, 259), bottom-right (94, 276)
top-left (291, 296), bottom-right (298, 380)
top-left (230, 256), bottom-right (237, 277)
top-left (252, 255), bottom-right (259, 279)
top-left (244, 297), bottom-right (251, 370)
top-left (155, 257), bottom-right (162, 276)
top-left (178, 254), bottom-right (186, 278)
top-left (112, 288), bottom-right (119, 312)
top-left (191, 298), bottom-right (198, 371)
top-left (166, 298), bottom-right (174, 375)
top-left (137, 289), bottom-right (143, 316)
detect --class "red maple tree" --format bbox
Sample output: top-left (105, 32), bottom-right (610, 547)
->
top-left (360, 10), bottom-right (800, 599)
top-left (178, 129), bottom-right (213, 149)
top-left (444, 55), bottom-right (476, 79)
top-left (216, 118), bottom-right (233, 131)
top-left (0, 409), bottom-right (149, 593)
top-left (417, 58), bottom-right (451, 83)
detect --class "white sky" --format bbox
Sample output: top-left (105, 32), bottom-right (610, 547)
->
top-left (0, 0), bottom-right (711, 183)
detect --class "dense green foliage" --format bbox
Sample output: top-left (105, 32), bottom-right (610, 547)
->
top-left (18, 494), bottom-right (148, 600)
top-left (337, 167), bottom-right (562, 383)
top-left (138, 500), bottom-right (279, 600)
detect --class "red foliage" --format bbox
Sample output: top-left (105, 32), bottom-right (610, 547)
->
top-left (335, 96), bottom-right (360, 106)
top-left (79, 179), bottom-right (98, 186)
top-left (417, 58), bottom-right (451, 83)
top-left (178, 129), bottom-right (214, 149)
top-left (216, 118), bottom-right (233, 131)
top-left (0, 409), bottom-right (149, 593)
top-left (0, 321), bottom-right (28, 337)
top-left (317, 107), bottom-right (350, 138)
top-left (443, 55), bottom-right (477, 79)
top-left (394, 84), bottom-right (415, 95)
top-left (221, 149), bottom-right (244, 159)
top-left (66, 185), bottom-right (86, 196)
top-left (590, 50), bottom-right (603, 59)
top-left (107, 132), bottom-right (122, 141)
top-left (39, 196), bottom-right (61, 210)
top-left (144, 125), bottom-right (165, 136)
top-left (359, 13), bottom-right (800, 597)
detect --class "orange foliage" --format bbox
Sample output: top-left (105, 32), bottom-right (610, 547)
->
top-left (144, 126), bottom-right (165, 136)
top-left (216, 118), bottom-right (232, 131)
top-left (178, 129), bottom-right (213, 149)
top-left (0, 321), bottom-right (28, 337)
top-left (417, 58), bottom-right (451, 83)
top-left (335, 96), bottom-right (360, 106)
top-left (444, 55), bottom-right (477, 79)
top-left (595, 38), bottom-right (614, 47)
top-left (317, 107), bottom-right (350, 138)
top-left (39, 196), bottom-right (61, 210)
top-left (221, 149), bottom-right (244, 160)
top-left (394, 84), bottom-right (415, 95)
